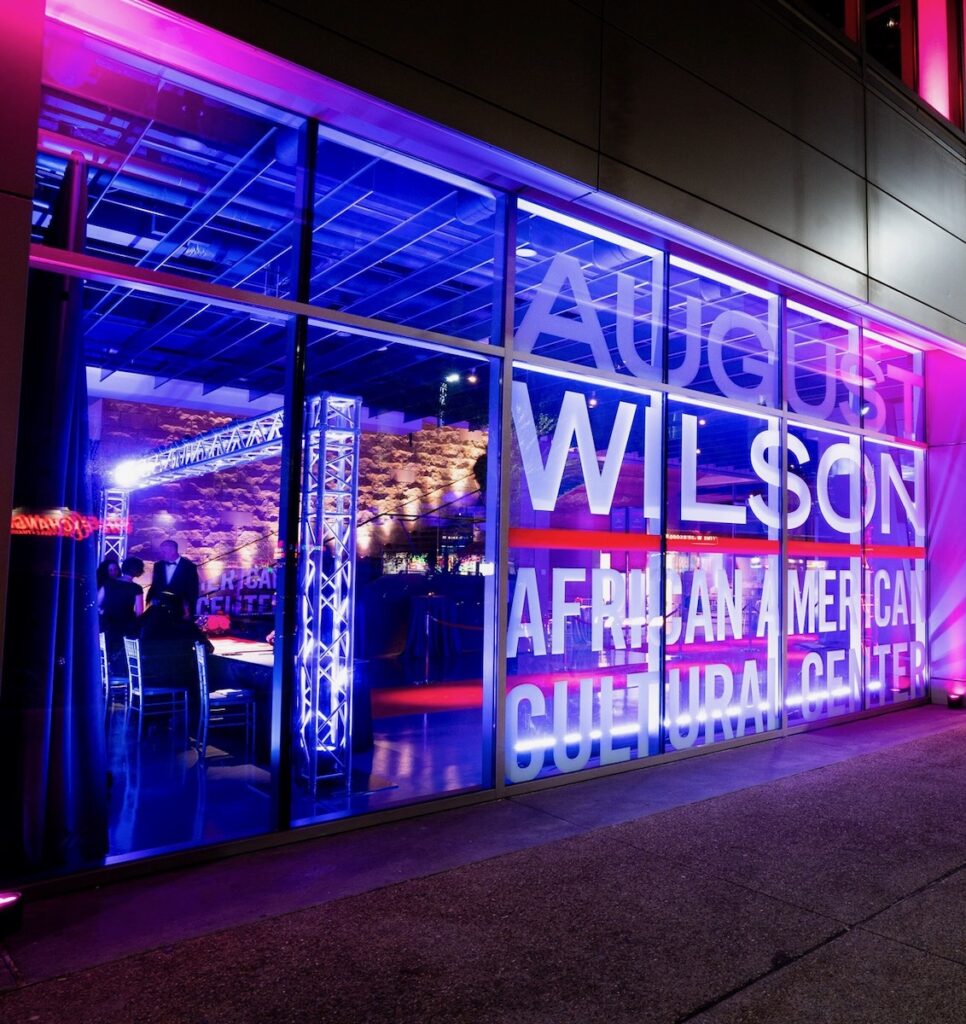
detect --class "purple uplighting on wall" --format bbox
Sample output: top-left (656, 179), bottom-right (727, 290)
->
top-left (926, 351), bottom-right (966, 699)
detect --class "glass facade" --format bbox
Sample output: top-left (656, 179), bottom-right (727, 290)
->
top-left (0, 0), bottom-right (955, 887)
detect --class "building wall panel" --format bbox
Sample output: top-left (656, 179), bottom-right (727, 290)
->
top-left (599, 26), bottom-right (868, 274)
top-left (604, 0), bottom-right (866, 174)
top-left (868, 95), bottom-right (966, 245)
top-left (868, 187), bottom-right (966, 326)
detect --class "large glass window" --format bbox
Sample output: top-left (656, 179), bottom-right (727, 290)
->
top-left (862, 331), bottom-right (925, 442)
top-left (7, 0), bottom-right (947, 885)
top-left (36, 20), bottom-right (302, 297)
top-left (505, 367), bottom-right (663, 783)
top-left (5, 270), bottom-right (287, 872)
top-left (291, 329), bottom-right (498, 824)
top-left (311, 131), bottom-right (501, 343)
top-left (785, 301), bottom-right (860, 428)
top-left (513, 203), bottom-right (663, 381)
top-left (864, 439), bottom-right (927, 708)
top-left (785, 423), bottom-right (863, 724)
top-left (667, 259), bottom-right (779, 409)
top-left (664, 399), bottom-right (781, 750)
top-left (866, 0), bottom-right (917, 87)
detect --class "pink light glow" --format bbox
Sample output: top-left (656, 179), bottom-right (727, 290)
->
top-left (917, 0), bottom-right (952, 119)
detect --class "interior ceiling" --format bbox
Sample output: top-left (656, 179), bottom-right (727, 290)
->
top-left (33, 21), bottom-right (853, 436)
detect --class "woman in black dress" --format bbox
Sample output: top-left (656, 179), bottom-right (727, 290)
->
top-left (99, 556), bottom-right (145, 670)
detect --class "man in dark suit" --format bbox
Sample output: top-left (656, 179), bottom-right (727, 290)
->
top-left (150, 539), bottom-right (200, 618)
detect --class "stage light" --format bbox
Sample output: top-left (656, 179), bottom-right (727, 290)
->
top-left (516, 244), bottom-right (538, 258)
top-left (466, 369), bottom-right (479, 384)
top-left (445, 372), bottom-right (460, 384)
top-left (112, 459), bottom-right (148, 488)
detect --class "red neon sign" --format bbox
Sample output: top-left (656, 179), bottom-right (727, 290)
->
top-left (10, 508), bottom-right (130, 540)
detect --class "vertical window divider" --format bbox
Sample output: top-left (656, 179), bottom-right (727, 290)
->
top-left (779, 299), bottom-right (790, 738)
top-left (271, 116), bottom-right (318, 832)
top-left (657, 250), bottom-right (671, 755)
top-left (923, 354), bottom-right (933, 702)
top-left (859, 325), bottom-right (867, 712)
top-left (492, 194), bottom-right (517, 796)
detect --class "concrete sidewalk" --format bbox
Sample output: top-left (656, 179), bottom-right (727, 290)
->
top-left (3, 705), bottom-right (966, 1022)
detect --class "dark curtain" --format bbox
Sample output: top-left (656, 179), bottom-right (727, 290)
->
top-left (0, 157), bottom-right (107, 880)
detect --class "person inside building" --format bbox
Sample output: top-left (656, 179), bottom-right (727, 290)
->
top-left (139, 589), bottom-right (212, 719)
top-left (96, 553), bottom-right (120, 590)
top-left (149, 538), bottom-right (199, 619)
top-left (98, 556), bottom-right (145, 672)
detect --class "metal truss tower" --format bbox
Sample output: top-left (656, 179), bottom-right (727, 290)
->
top-left (98, 487), bottom-right (129, 564)
top-left (297, 394), bottom-right (361, 790)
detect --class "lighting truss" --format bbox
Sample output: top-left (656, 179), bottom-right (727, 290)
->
top-left (297, 394), bottom-right (361, 789)
top-left (98, 487), bottom-right (129, 564)
top-left (121, 407), bottom-right (285, 490)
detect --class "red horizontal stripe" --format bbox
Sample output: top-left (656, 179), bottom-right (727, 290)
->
top-left (865, 543), bottom-right (926, 560)
top-left (508, 529), bottom-right (924, 560)
top-left (667, 536), bottom-right (779, 555)
top-left (787, 540), bottom-right (861, 557)
top-left (508, 528), bottom-right (660, 551)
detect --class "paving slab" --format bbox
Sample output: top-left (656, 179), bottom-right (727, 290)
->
top-left (690, 927), bottom-right (966, 1024)
top-left (607, 741), bottom-right (966, 923)
top-left (0, 832), bottom-right (841, 1024)
top-left (862, 865), bottom-right (966, 964)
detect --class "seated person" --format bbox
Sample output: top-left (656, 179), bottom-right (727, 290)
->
top-left (139, 590), bottom-right (212, 694)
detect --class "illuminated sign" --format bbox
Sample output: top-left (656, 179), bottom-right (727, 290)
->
top-left (514, 205), bottom-right (925, 441)
top-left (510, 383), bottom-right (924, 534)
top-left (504, 376), bottom-right (926, 784)
top-left (11, 508), bottom-right (130, 540)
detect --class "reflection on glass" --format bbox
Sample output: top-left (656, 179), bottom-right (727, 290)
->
top-left (866, 0), bottom-right (913, 84)
top-left (505, 367), bottom-right (663, 782)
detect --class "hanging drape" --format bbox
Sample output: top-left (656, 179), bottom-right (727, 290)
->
top-left (0, 156), bottom-right (106, 879)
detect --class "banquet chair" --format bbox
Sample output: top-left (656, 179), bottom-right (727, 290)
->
top-left (99, 632), bottom-right (130, 709)
top-left (194, 642), bottom-right (256, 761)
top-left (123, 636), bottom-right (188, 737)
